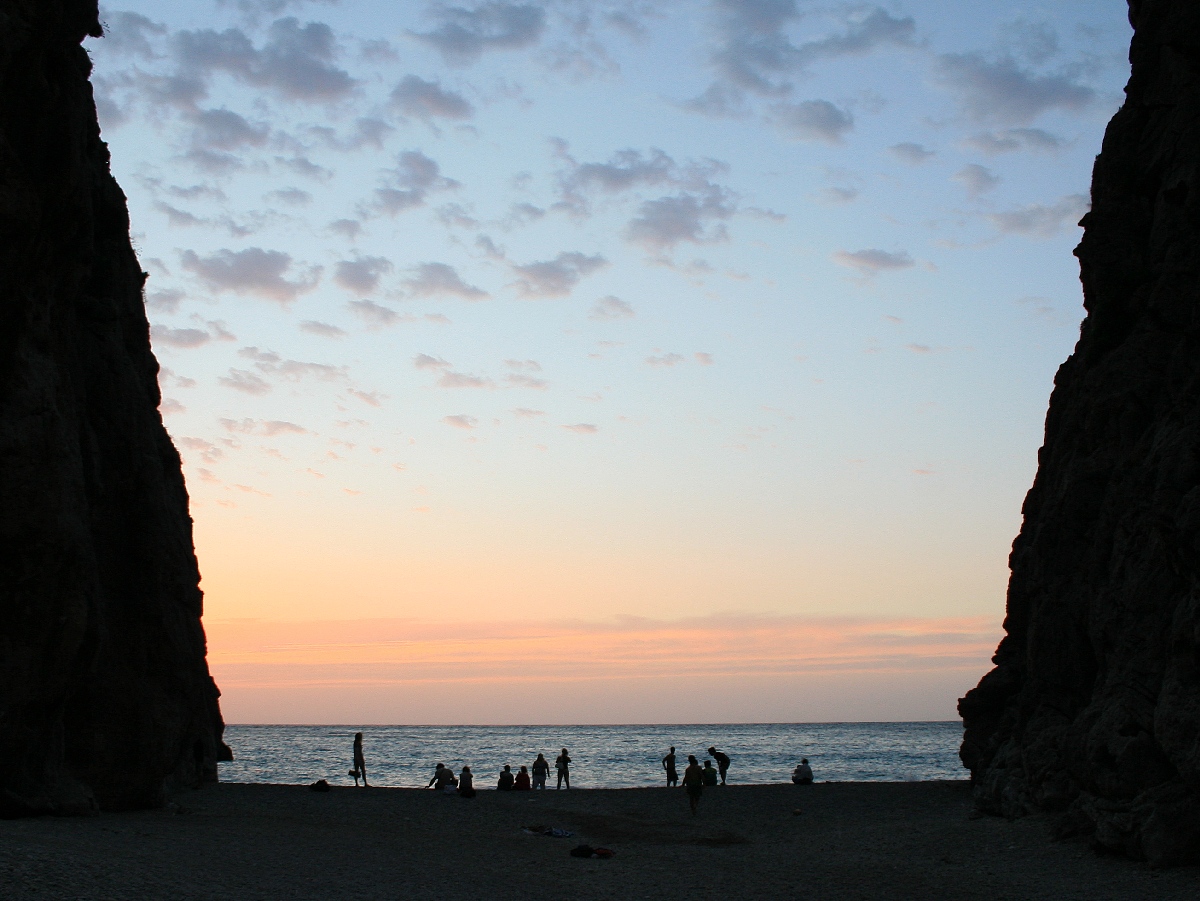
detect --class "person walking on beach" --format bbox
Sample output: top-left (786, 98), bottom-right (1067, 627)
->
top-left (555, 748), bottom-right (572, 789)
top-left (793, 759), bottom-right (814, 785)
top-left (514, 765), bottom-right (532, 790)
top-left (707, 746), bottom-right (730, 785)
top-left (351, 732), bottom-right (368, 787)
top-left (662, 746), bottom-right (678, 787)
top-left (681, 754), bottom-right (704, 815)
top-left (498, 765), bottom-right (515, 790)
top-left (532, 753), bottom-right (550, 789)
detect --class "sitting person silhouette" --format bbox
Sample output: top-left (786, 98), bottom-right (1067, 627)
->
top-left (702, 759), bottom-right (719, 786)
top-left (427, 763), bottom-right (458, 792)
top-left (497, 764), bottom-right (515, 791)
top-left (514, 765), bottom-right (532, 790)
top-left (792, 759), bottom-right (814, 785)
top-left (458, 765), bottom-right (476, 798)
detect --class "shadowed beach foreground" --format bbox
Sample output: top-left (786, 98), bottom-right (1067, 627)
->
top-left (1, 782), bottom-right (1196, 900)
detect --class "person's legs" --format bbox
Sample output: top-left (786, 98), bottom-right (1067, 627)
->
top-left (719, 767), bottom-right (728, 785)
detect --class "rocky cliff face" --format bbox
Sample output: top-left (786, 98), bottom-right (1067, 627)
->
top-left (959, 0), bottom-right (1200, 867)
top-left (0, 0), bottom-right (227, 815)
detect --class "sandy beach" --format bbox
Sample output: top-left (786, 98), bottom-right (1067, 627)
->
top-left (1, 781), bottom-right (1195, 900)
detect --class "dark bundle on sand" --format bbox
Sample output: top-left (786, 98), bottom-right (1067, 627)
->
top-left (959, 0), bottom-right (1200, 867)
top-left (0, 0), bottom-right (226, 816)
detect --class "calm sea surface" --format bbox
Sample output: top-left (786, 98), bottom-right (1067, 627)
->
top-left (220, 723), bottom-right (964, 788)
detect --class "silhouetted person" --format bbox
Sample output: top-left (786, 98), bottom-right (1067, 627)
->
top-left (702, 759), bottom-right (718, 786)
top-left (458, 765), bottom-right (476, 798)
top-left (498, 765), bottom-right (515, 790)
top-left (662, 746), bottom-right (678, 787)
top-left (351, 732), bottom-right (368, 787)
top-left (708, 746), bottom-right (730, 784)
top-left (792, 758), bottom-right (813, 785)
top-left (514, 765), bottom-right (532, 790)
top-left (428, 763), bottom-right (457, 791)
top-left (682, 754), bottom-right (704, 815)
top-left (532, 753), bottom-right (550, 789)
top-left (556, 748), bottom-right (571, 789)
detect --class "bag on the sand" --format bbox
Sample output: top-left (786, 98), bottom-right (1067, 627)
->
top-left (309, 779), bottom-right (331, 792)
top-left (569, 845), bottom-right (615, 859)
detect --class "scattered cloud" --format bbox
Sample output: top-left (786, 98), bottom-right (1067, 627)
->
top-left (152, 326), bottom-right (211, 348)
top-left (189, 107), bottom-right (269, 151)
top-left (890, 142), bottom-right (935, 164)
top-left (646, 353), bottom-right (685, 367)
top-left (173, 16), bottom-right (356, 104)
top-left (409, 2), bottom-right (547, 66)
top-left (512, 407), bottom-right (545, 418)
top-left (147, 288), bottom-right (185, 313)
top-left (506, 373), bottom-right (548, 389)
top-left (816, 186), bottom-right (858, 204)
top-left (438, 371), bottom-right (493, 389)
top-left (443, 414), bottom-right (479, 429)
top-left (773, 99), bottom-right (853, 143)
top-left (590, 295), bottom-right (634, 320)
top-left (511, 251), bottom-right (608, 298)
top-left (703, 3), bottom-right (916, 98)
top-left (101, 11), bottom-right (168, 59)
top-left (936, 53), bottom-right (1094, 124)
top-left (334, 256), bottom-right (393, 293)
top-left (265, 187), bottom-right (312, 207)
top-left (695, 352), bottom-right (714, 365)
top-left (562, 423), bottom-right (599, 434)
top-left (415, 354), bottom-right (451, 370)
top-left (953, 164), bottom-right (1000, 198)
top-left (832, 248), bottom-right (915, 276)
top-left (181, 247), bottom-right (320, 303)
top-left (964, 128), bottom-right (1063, 154)
top-left (218, 368), bottom-right (272, 394)
top-left (404, 262), bottom-right (488, 299)
top-left (348, 299), bottom-right (405, 328)
top-left (626, 186), bottom-right (736, 251)
top-left (390, 74), bottom-right (475, 120)
top-left (368, 151), bottom-right (458, 216)
top-left (300, 320), bottom-right (347, 338)
top-left (986, 194), bottom-right (1088, 237)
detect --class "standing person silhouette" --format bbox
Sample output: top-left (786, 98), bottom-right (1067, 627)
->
top-left (555, 747), bottom-right (572, 789)
top-left (662, 746), bottom-right (678, 787)
top-left (681, 755), bottom-right (704, 815)
top-left (351, 732), bottom-right (368, 787)
top-left (532, 753), bottom-right (550, 789)
top-left (707, 746), bottom-right (730, 785)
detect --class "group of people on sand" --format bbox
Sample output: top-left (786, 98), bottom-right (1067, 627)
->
top-left (495, 748), bottom-right (572, 791)
top-left (662, 745), bottom-right (731, 815)
top-left (349, 733), bottom-right (813, 811)
top-left (420, 749), bottom-right (575, 798)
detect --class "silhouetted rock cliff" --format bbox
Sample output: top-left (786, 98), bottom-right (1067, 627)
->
top-left (959, 0), bottom-right (1200, 867)
top-left (0, 0), bottom-right (227, 815)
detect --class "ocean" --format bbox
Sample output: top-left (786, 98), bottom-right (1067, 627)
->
top-left (219, 722), bottom-right (965, 788)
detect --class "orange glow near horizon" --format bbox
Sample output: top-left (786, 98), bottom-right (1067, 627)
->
top-left (206, 615), bottom-right (998, 725)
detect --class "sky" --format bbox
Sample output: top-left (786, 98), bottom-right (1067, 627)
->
top-left (88, 0), bottom-right (1133, 725)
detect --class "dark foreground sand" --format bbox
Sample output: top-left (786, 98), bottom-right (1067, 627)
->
top-left (1, 781), bottom-right (1196, 900)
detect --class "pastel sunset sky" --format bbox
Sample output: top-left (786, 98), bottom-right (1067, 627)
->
top-left (89, 0), bottom-right (1131, 723)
